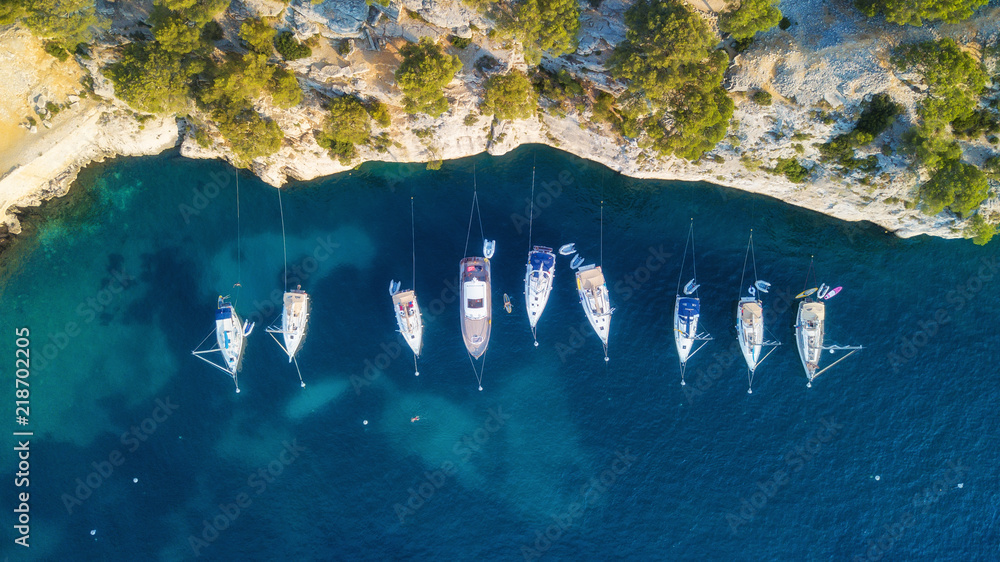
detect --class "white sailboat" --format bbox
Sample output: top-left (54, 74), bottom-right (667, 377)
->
top-left (460, 175), bottom-right (494, 391)
top-left (523, 155), bottom-right (555, 346)
top-left (795, 259), bottom-right (862, 387)
top-left (389, 197), bottom-right (424, 375)
top-left (735, 231), bottom-right (780, 394)
top-left (577, 199), bottom-right (612, 361)
top-left (266, 184), bottom-right (308, 387)
top-left (192, 296), bottom-right (254, 393)
top-left (674, 221), bottom-right (712, 385)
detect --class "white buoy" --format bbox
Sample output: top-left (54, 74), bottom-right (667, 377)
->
top-left (748, 388), bottom-right (752, 394)
top-left (681, 380), bottom-right (686, 386)
top-left (363, 420), bottom-right (368, 425)
top-left (534, 341), bottom-right (539, 347)
top-left (479, 386), bottom-right (483, 391)
top-left (957, 483), bottom-right (964, 488)
top-left (807, 382), bottom-right (812, 388)
top-left (605, 356), bottom-right (609, 362)
top-left (133, 477), bottom-right (138, 483)
top-left (301, 382), bottom-right (306, 388)
top-left (875, 475), bottom-right (881, 481)
top-left (90, 529), bottom-right (96, 536)
top-left (236, 388), bottom-right (241, 393)
top-left (415, 371), bottom-right (419, 376)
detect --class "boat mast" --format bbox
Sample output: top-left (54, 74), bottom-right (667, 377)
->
top-left (463, 166), bottom-right (487, 391)
top-left (528, 158), bottom-right (540, 347)
top-left (411, 195), bottom-right (419, 377)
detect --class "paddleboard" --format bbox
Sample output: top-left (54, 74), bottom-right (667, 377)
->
top-left (822, 286), bottom-right (842, 300)
top-left (558, 243), bottom-right (576, 255)
top-left (795, 287), bottom-right (818, 299)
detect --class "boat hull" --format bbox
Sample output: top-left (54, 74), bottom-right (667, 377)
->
top-left (796, 300), bottom-right (825, 381)
top-left (576, 265), bottom-right (611, 345)
top-left (674, 297), bottom-right (700, 364)
top-left (280, 290), bottom-right (309, 362)
top-left (393, 288), bottom-right (424, 356)
top-left (215, 301), bottom-right (246, 374)
top-left (460, 257), bottom-right (492, 359)
top-left (737, 297), bottom-right (763, 372)
top-left (525, 247), bottom-right (556, 329)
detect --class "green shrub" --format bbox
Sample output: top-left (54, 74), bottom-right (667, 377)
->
top-left (892, 39), bottom-right (985, 126)
top-left (395, 38), bottom-right (462, 117)
top-left (426, 159), bottom-right (443, 170)
top-left (951, 108), bottom-right (1000, 139)
top-left (609, 0), bottom-right (733, 161)
top-left (211, 102), bottom-right (284, 163)
top-left (21, 0), bottom-right (104, 48)
top-left (336, 39), bottom-right (352, 57)
top-left (274, 31), bottom-right (312, 60)
top-left (965, 213), bottom-right (997, 245)
top-left (150, 6), bottom-right (202, 54)
top-left (751, 90), bottom-right (772, 105)
top-left (43, 41), bottom-right (70, 61)
top-left (719, 0), bottom-right (782, 40)
top-left (367, 100), bottom-right (391, 128)
top-left (854, 0), bottom-right (987, 26)
top-left (983, 155), bottom-right (1000, 180)
top-left (515, 0), bottom-right (580, 58)
top-left (463, 113), bottom-right (479, 126)
top-left (194, 127), bottom-right (211, 147)
top-left (773, 158), bottom-right (809, 182)
top-left (316, 96), bottom-right (372, 165)
top-left (105, 42), bottom-right (192, 114)
top-left (269, 68), bottom-right (302, 109)
top-left (901, 124), bottom-right (961, 170)
top-left (449, 35), bottom-right (472, 49)
top-left (854, 93), bottom-right (902, 138)
top-left (239, 18), bottom-right (276, 55)
top-left (480, 71), bottom-right (538, 121)
top-left (201, 20), bottom-right (224, 42)
top-left (45, 101), bottom-right (61, 115)
top-left (919, 159), bottom-right (989, 215)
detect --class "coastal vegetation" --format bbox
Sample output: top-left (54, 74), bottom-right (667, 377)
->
top-left (719, 0), bottom-right (782, 41)
top-left (317, 96), bottom-right (372, 165)
top-left (919, 160), bottom-right (989, 216)
top-left (0, 0), bottom-right (104, 49)
top-left (609, 0), bottom-right (733, 161)
top-left (854, 0), bottom-right (987, 26)
top-left (516, 0), bottom-right (580, 60)
top-left (818, 93), bottom-right (902, 173)
top-left (480, 71), bottom-right (538, 121)
top-left (395, 38), bottom-right (462, 117)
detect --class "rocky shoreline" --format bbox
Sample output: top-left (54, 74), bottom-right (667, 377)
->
top-left (1, 0), bottom-right (999, 242)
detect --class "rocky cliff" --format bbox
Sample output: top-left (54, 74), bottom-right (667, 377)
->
top-left (1, 0), bottom-right (999, 240)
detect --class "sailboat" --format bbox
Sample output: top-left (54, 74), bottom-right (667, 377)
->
top-left (795, 258), bottom-right (862, 387)
top-left (674, 220), bottom-right (712, 385)
top-left (460, 174), bottom-right (494, 391)
top-left (576, 199), bottom-right (612, 361)
top-left (389, 197), bottom-right (424, 375)
top-left (192, 296), bottom-right (254, 393)
top-left (192, 169), bottom-right (253, 393)
top-left (523, 159), bottom-right (556, 346)
top-left (735, 231), bottom-right (780, 394)
top-left (265, 184), bottom-right (308, 387)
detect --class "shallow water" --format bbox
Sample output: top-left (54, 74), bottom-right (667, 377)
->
top-left (1, 145), bottom-right (997, 560)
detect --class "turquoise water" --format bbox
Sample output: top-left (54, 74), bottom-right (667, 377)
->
top-left (1, 146), bottom-right (997, 560)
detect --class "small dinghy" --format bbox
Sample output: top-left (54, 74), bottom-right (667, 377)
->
top-left (683, 279), bottom-right (700, 295)
top-left (754, 280), bottom-right (771, 293)
top-left (484, 239), bottom-right (496, 259)
top-left (570, 254), bottom-right (584, 269)
top-left (389, 280), bottom-right (401, 296)
top-left (817, 283), bottom-right (830, 299)
top-left (559, 243), bottom-right (576, 255)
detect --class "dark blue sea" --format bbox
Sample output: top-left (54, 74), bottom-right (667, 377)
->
top-left (2, 145), bottom-right (997, 561)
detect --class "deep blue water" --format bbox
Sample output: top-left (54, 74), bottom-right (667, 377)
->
top-left (1, 145), bottom-right (998, 561)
